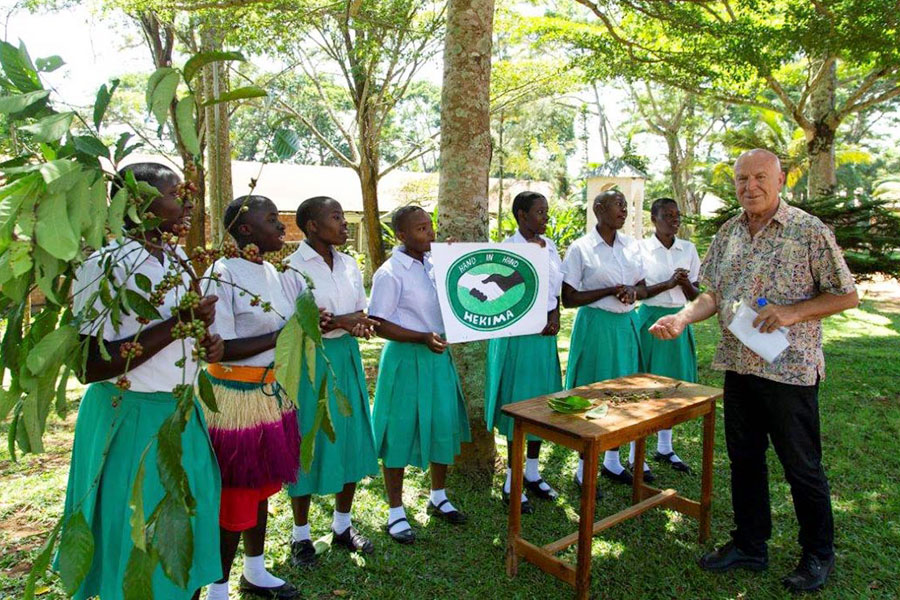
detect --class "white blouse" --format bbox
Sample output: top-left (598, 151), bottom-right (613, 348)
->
top-left (504, 230), bottom-right (563, 312)
top-left (73, 239), bottom-right (199, 393)
top-left (368, 248), bottom-right (444, 334)
top-left (281, 241), bottom-right (367, 339)
top-left (640, 235), bottom-right (701, 308)
top-left (561, 229), bottom-right (645, 314)
top-left (204, 258), bottom-right (293, 366)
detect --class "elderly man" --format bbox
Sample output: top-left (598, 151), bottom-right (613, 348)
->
top-left (650, 149), bottom-right (858, 593)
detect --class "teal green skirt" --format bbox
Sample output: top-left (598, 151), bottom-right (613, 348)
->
top-left (565, 307), bottom-right (641, 389)
top-left (288, 335), bottom-right (379, 496)
top-left (373, 340), bottom-right (471, 469)
top-left (485, 333), bottom-right (562, 440)
top-left (637, 304), bottom-right (698, 383)
top-left (60, 383), bottom-right (221, 600)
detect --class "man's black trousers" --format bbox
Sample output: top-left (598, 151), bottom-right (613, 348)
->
top-left (723, 371), bottom-right (834, 559)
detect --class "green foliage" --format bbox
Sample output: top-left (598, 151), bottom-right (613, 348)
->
top-left (57, 512), bottom-right (95, 596)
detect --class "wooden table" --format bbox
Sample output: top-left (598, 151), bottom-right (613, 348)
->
top-left (502, 373), bottom-right (722, 600)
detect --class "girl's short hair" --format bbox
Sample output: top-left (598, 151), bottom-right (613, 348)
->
top-left (511, 191), bottom-right (547, 223)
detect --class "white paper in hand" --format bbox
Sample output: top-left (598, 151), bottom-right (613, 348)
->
top-left (726, 300), bottom-right (790, 363)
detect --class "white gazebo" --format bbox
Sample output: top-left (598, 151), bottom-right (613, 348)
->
top-left (584, 159), bottom-right (647, 239)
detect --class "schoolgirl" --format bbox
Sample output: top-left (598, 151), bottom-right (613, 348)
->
top-left (561, 189), bottom-right (650, 493)
top-left (62, 163), bottom-right (223, 600)
top-left (484, 191), bottom-right (563, 512)
top-left (281, 197), bottom-right (381, 563)
top-left (368, 206), bottom-right (471, 544)
top-left (638, 197), bottom-right (701, 473)
top-left (202, 195), bottom-right (300, 599)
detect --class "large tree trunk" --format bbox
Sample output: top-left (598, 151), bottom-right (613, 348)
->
top-left (358, 108), bottom-right (386, 271)
top-left (437, 0), bottom-right (496, 473)
top-left (806, 58), bottom-right (839, 199)
top-left (201, 23), bottom-right (233, 244)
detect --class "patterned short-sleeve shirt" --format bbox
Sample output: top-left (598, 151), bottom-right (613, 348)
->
top-left (700, 200), bottom-right (856, 386)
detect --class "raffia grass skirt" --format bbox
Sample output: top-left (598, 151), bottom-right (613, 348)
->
top-left (60, 383), bottom-right (221, 600)
top-left (287, 335), bottom-right (379, 496)
top-left (373, 340), bottom-right (471, 469)
top-left (565, 307), bottom-right (641, 389)
top-left (637, 304), bottom-right (698, 383)
top-left (485, 333), bottom-right (562, 440)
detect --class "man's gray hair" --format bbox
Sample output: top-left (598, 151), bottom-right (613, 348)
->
top-left (735, 148), bottom-right (782, 173)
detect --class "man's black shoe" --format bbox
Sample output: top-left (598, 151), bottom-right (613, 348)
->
top-left (698, 540), bottom-right (768, 572)
top-left (782, 553), bottom-right (834, 593)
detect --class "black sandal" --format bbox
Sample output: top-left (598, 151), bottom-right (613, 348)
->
top-left (384, 517), bottom-right (416, 544)
top-left (524, 477), bottom-right (559, 500)
top-left (654, 451), bottom-right (692, 474)
top-left (427, 499), bottom-right (468, 524)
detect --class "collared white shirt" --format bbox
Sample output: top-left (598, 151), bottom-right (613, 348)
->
top-left (281, 241), bottom-right (367, 339)
top-left (73, 239), bottom-right (199, 393)
top-left (505, 230), bottom-right (563, 312)
top-left (368, 247), bottom-right (444, 334)
top-left (204, 258), bottom-right (293, 366)
top-left (561, 229), bottom-right (645, 313)
top-left (639, 235), bottom-right (701, 307)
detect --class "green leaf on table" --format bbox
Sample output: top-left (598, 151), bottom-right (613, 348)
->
top-left (20, 112), bottom-right (75, 143)
top-left (72, 135), bottom-right (109, 158)
top-left (202, 85), bottom-right (267, 106)
top-left (274, 317), bottom-right (303, 406)
top-left (585, 403), bottom-right (609, 420)
top-left (35, 189), bottom-right (78, 260)
top-left (27, 324), bottom-right (78, 375)
top-left (183, 50), bottom-right (245, 84)
top-left (146, 67), bottom-right (179, 129)
top-left (57, 511), bottom-right (95, 596)
top-left (22, 519), bottom-right (61, 600)
top-left (35, 55), bottom-right (63, 72)
top-left (175, 95), bottom-right (200, 156)
top-left (0, 89), bottom-right (49, 114)
top-left (196, 370), bottom-right (218, 413)
top-left (273, 128), bottom-right (300, 160)
top-left (153, 494), bottom-right (193, 589)
top-left (93, 79), bottom-right (119, 130)
top-left (122, 546), bottom-right (156, 600)
top-left (129, 448), bottom-right (148, 551)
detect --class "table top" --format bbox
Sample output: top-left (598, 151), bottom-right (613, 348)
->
top-left (501, 373), bottom-right (722, 443)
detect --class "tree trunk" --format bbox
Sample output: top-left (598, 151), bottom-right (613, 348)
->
top-left (437, 0), bottom-right (496, 473)
top-left (806, 58), bottom-right (838, 199)
top-left (358, 107), bottom-right (386, 272)
top-left (201, 23), bottom-right (233, 245)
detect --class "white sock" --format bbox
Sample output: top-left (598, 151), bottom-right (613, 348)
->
top-left (332, 510), bottom-right (352, 535)
top-left (291, 523), bottom-right (310, 543)
top-left (206, 581), bottom-right (228, 600)
top-left (627, 442), bottom-right (651, 472)
top-left (388, 505), bottom-right (411, 534)
top-left (430, 488), bottom-right (457, 513)
top-left (657, 429), bottom-right (674, 455)
top-left (243, 553), bottom-right (284, 588)
top-left (525, 457), bottom-right (540, 481)
top-left (603, 450), bottom-right (624, 474)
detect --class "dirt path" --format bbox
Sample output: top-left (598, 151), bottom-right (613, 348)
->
top-left (858, 276), bottom-right (900, 314)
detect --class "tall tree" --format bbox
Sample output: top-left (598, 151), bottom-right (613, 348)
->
top-left (540, 0), bottom-right (900, 199)
top-left (437, 0), bottom-right (496, 472)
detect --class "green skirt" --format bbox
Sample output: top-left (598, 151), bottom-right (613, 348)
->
top-left (637, 304), bottom-right (698, 383)
top-left (288, 335), bottom-right (379, 496)
top-left (566, 307), bottom-right (641, 389)
top-left (485, 333), bottom-right (562, 440)
top-left (60, 383), bottom-right (221, 600)
top-left (373, 340), bottom-right (471, 469)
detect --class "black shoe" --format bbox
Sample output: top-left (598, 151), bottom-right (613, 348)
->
top-left (572, 472), bottom-right (603, 500)
top-left (782, 553), bottom-right (834, 593)
top-left (289, 539), bottom-right (317, 568)
top-left (699, 541), bottom-right (768, 573)
top-left (332, 526), bottom-right (374, 554)
top-left (502, 490), bottom-right (535, 514)
top-left (627, 462), bottom-right (656, 483)
top-left (524, 477), bottom-right (559, 500)
top-left (600, 465), bottom-right (634, 485)
top-left (384, 517), bottom-right (416, 544)
top-left (427, 499), bottom-right (468, 524)
top-left (654, 451), bottom-right (692, 474)
top-left (239, 575), bottom-right (300, 599)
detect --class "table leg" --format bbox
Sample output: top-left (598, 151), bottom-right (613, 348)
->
top-left (700, 407), bottom-right (715, 543)
top-left (506, 420), bottom-right (526, 576)
top-left (575, 441), bottom-right (598, 600)
top-left (632, 436), bottom-right (646, 505)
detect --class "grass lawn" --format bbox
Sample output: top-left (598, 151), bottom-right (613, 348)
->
top-left (1, 298), bottom-right (898, 599)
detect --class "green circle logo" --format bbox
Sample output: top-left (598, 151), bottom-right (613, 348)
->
top-left (446, 249), bottom-right (539, 331)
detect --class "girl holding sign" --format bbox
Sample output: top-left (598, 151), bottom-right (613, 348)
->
top-left (561, 189), bottom-right (650, 492)
top-left (485, 191), bottom-right (563, 512)
top-left (202, 195), bottom-right (300, 600)
top-left (369, 205), bottom-right (471, 544)
top-left (281, 197), bottom-right (381, 563)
